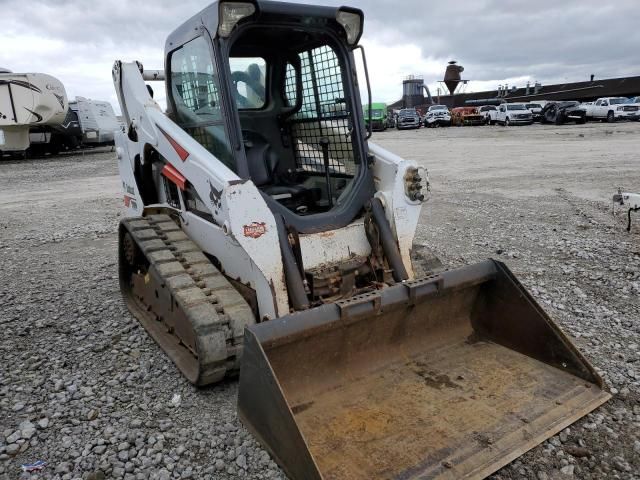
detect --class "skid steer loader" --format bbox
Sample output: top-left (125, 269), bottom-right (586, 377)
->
top-left (113, 1), bottom-right (609, 478)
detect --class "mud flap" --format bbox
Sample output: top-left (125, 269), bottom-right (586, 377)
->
top-left (238, 260), bottom-right (609, 480)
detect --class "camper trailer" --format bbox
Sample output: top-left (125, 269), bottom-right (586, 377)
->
top-left (71, 97), bottom-right (120, 146)
top-left (0, 71), bottom-right (68, 156)
top-left (28, 106), bottom-right (84, 155)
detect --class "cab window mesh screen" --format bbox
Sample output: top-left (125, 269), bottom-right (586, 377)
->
top-left (284, 45), bottom-right (357, 176)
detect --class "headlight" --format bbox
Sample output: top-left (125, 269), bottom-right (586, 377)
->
top-left (218, 2), bottom-right (255, 37)
top-left (336, 9), bottom-right (363, 45)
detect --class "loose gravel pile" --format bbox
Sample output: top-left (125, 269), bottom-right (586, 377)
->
top-left (1, 122), bottom-right (639, 480)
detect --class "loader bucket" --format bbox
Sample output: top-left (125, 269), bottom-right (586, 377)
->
top-left (238, 260), bottom-right (609, 480)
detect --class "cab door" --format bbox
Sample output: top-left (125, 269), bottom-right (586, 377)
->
top-left (167, 34), bottom-right (237, 173)
top-left (594, 99), bottom-right (606, 117)
top-left (0, 81), bottom-right (16, 126)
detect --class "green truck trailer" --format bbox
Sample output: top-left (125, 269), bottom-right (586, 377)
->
top-left (363, 102), bottom-right (389, 131)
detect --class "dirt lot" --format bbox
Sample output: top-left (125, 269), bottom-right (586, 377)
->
top-left (1, 122), bottom-right (639, 480)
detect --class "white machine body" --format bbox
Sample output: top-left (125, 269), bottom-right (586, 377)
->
top-left (113, 61), bottom-right (426, 319)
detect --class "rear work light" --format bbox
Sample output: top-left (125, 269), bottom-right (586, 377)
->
top-left (218, 2), bottom-right (256, 37)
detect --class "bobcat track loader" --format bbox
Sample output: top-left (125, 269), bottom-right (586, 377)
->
top-left (113, 2), bottom-right (609, 478)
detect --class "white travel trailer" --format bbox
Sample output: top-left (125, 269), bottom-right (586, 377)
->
top-left (0, 71), bottom-right (68, 154)
top-left (71, 97), bottom-right (120, 145)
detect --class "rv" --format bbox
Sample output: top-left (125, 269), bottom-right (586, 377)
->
top-left (71, 97), bottom-right (121, 145)
top-left (0, 71), bottom-right (68, 156)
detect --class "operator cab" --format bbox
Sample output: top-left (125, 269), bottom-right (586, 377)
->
top-left (166, 1), bottom-right (373, 232)
top-left (229, 28), bottom-right (357, 216)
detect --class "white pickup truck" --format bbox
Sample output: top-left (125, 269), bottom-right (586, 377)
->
top-left (478, 105), bottom-right (498, 125)
top-left (424, 105), bottom-right (451, 127)
top-left (496, 103), bottom-right (533, 126)
top-left (584, 97), bottom-right (639, 122)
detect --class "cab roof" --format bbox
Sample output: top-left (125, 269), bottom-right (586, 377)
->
top-left (166, 0), bottom-right (364, 53)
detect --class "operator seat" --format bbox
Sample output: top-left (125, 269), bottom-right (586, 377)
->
top-left (243, 131), bottom-right (305, 198)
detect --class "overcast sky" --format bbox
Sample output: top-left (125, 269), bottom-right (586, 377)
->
top-left (2, 0), bottom-right (639, 112)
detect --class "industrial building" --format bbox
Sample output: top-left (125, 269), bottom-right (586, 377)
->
top-left (389, 62), bottom-right (640, 112)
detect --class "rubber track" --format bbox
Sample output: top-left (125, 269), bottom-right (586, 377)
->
top-left (120, 214), bottom-right (254, 385)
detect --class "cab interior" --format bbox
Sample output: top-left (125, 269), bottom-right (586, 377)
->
top-left (227, 26), bottom-right (361, 215)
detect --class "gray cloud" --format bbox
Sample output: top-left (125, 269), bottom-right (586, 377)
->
top-left (360, 0), bottom-right (640, 85)
top-left (1, 0), bottom-right (638, 108)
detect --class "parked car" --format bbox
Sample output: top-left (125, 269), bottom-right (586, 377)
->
top-left (396, 108), bottom-right (421, 129)
top-left (478, 105), bottom-right (498, 125)
top-left (541, 101), bottom-right (586, 125)
top-left (525, 103), bottom-right (543, 122)
top-left (451, 107), bottom-right (485, 126)
top-left (584, 97), bottom-right (635, 122)
top-left (496, 104), bottom-right (533, 126)
top-left (424, 105), bottom-right (451, 127)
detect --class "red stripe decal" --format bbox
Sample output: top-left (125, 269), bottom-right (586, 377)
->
top-left (162, 163), bottom-right (186, 190)
top-left (158, 126), bottom-right (189, 161)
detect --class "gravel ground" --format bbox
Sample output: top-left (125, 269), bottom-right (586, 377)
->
top-left (1, 122), bottom-right (639, 480)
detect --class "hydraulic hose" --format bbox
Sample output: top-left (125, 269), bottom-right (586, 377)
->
top-left (370, 198), bottom-right (409, 282)
top-left (628, 207), bottom-right (639, 232)
top-left (275, 215), bottom-right (309, 311)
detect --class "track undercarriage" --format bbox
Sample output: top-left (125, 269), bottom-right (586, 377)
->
top-left (119, 213), bottom-right (253, 385)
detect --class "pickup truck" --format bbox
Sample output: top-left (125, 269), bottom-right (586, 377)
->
top-left (496, 103), bottom-right (533, 126)
top-left (396, 108), bottom-right (421, 130)
top-left (424, 105), bottom-right (451, 127)
top-left (478, 105), bottom-right (498, 125)
top-left (525, 103), bottom-right (543, 122)
top-left (584, 97), bottom-right (638, 122)
top-left (623, 98), bottom-right (640, 121)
